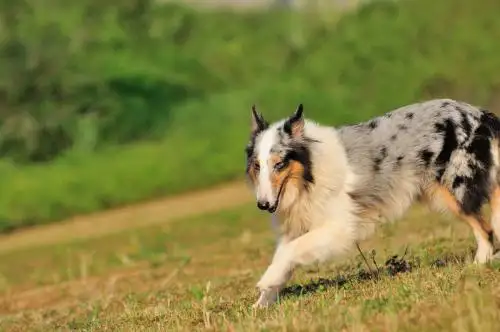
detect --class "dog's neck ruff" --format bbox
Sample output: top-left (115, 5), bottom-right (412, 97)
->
top-left (273, 120), bottom-right (355, 239)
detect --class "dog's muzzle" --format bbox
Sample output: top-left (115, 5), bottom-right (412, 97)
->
top-left (257, 201), bottom-right (270, 211)
top-left (256, 200), bottom-right (277, 213)
top-left (256, 177), bottom-right (288, 214)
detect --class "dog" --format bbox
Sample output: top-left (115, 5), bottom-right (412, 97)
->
top-left (245, 98), bottom-right (500, 308)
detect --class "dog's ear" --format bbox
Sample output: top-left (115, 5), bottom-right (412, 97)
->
top-left (251, 105), bottom-right (268, 133)
top-left (284, 103), bottom-right (304, 138)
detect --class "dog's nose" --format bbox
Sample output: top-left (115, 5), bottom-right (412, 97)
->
top-left (257, 201), bottom-right (270, 211)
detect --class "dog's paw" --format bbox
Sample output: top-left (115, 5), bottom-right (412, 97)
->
top-left (252, 288), bottom-right (279, 309)
top-left (473, 245), bottom-right (495, 264)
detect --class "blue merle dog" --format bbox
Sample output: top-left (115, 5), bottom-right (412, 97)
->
top-left (245, 98), bottom-right (500, 307)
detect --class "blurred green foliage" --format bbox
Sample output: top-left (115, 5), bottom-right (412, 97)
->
top-left (0, 0), bottom-right (500, 231)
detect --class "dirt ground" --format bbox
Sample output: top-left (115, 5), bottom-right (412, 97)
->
top-left (0, 180), bottom-right (252, 253)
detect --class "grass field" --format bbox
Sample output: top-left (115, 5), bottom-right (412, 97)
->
top-left (1, 182), bottom-right (499, 331)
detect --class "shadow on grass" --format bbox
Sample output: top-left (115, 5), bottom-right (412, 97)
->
top-left (280, 269), bottom-right (377, 300)
top-left (429, 251), bottom-right (470, 268)
top-left (280, 251), bottom-right (469, 300)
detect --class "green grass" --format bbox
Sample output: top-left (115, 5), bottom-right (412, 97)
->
top-left (2, 0), bottom-right (500, 231)
top-left (1, 203), bottom-right (500, 330)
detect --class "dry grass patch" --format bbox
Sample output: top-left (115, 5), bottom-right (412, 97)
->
top-left (1, 203), bottom-right (500, 331)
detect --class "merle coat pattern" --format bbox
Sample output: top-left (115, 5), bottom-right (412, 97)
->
top-left (338, 99), bottom-right (500, 221)
top-left (245, 99), bottom-right (500, 308)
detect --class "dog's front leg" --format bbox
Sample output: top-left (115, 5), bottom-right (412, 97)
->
top-left (254, 224), bottom-right (354, 308)
top-left (253, 238), bottom-right (292, 308)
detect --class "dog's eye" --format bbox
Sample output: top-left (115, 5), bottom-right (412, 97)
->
top-left (275, 161), bottom-right (287, 171)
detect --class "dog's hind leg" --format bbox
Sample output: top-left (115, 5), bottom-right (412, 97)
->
top-left (489, 186), bottom-right (500, 244)
top-left (425, 184), bottom-right (494, 264)
top-left (459, 214), bottom-right (494, 263)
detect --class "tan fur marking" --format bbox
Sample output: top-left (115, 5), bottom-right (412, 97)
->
top-left (425, 183), bottom-right (461, 214)
top-left (269, 154), bottom-right (306, 195)
top-left (354, 208), bottom-right (382, 221)
top-left (427, 184), bottom-right (492, 242)
top-left (270, 154), bottom-right (287, 190)
top-left (286, 160), bottom-right (306, 190)
top-left (274, 159), bottom-right (310, 239)
top-left (491, 187), bottom-right (500, 214)
top-left (269, 154), bottom-right (282, 167)
top-left (270, 166), bottom-right (288, 190)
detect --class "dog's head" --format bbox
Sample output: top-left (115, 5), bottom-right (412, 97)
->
top-left (245, 104), bottom-right (315, 214)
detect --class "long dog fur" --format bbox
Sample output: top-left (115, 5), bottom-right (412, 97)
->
top-left (245, 98), bottom-right (500, 307)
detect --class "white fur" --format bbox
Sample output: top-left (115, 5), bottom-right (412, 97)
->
top-left (253, 121), bottom-right (359, 307)
top-left (255, 122), bottom-right (283, 205)
top-left (472, 226), bottom-right (494, 264)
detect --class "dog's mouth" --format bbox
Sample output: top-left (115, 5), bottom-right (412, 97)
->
top-left (267, 176), bottom-right (289, 214)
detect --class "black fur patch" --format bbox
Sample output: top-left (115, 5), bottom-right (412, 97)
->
top-left (436, 168), bottom-right (446, 182)
top-left (488, 231), bottom-right (494, 245)
top-left (373, 146), bottom-right (388, 172)
top-left (245, 143), bottom-right (257, 173)
top-left (459, 110), bottom-right (472, 138)
top-left (405, 113), bottom-right (414, 120)
top-left (245, 143), bottom-right (254, 160)
top-left (465, 111), bottom-right (498, 167)
top-left (245, 124), bottom-right (268, 173)
top-left (466, 133), bottom-right (491, 167)
top-left (459, 111), bottom-right (500, 215)
top-left (452, 176), bottom-right (465, 189)
top-left (283, 122), bottom-right (293, 136)
top-left (283, 106), bottom-right (303, 136)
top-left (434, 119), bottom-right (458, 181)
top-left (460, 170), bottom-right (490, 215)
top-left (368, 120), bottom-right (378, 129)
top-left (394, 155), bottom-right (404, 168)
top-left (480, 110), bottom-right (500, 136)
top-left (441, 101), bottom-right (450, 108)
top-left (418, 149), bottom-right (434, 167)
top-left (285, 142), bottom-right (315, 186)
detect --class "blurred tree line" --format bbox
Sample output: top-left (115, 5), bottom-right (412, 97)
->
top-left (1, 0), bottom-right (499, 165)
top-left (0, 0), bottom-right (210, 162)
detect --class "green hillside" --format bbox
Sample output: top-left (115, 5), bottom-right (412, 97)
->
top-left (0, 0), bottom-right (499, 231)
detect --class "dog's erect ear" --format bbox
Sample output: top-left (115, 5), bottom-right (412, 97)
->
top-left (284, 103), bottom-right (304, 138)
top-left (251, 105), bottom-right (268, 133)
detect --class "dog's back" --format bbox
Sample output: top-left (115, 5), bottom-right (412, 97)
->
top-left (337, 98), bottom-right (500, 262)
top-left (338, 99), bottom-right (500, 218)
